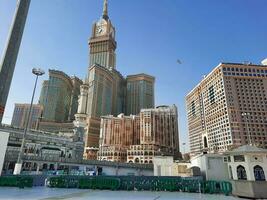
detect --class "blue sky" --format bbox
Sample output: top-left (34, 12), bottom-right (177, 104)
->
top-left (0, 0), bottom-right (267, 152)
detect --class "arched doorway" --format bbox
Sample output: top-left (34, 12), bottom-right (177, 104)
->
top-left (134, 158), bottom-right (139, 163)
top-left (203, 136), bottom-right (208, 148)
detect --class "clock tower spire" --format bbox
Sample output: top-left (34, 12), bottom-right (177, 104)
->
top-left (89, 0), bottom-right (116, 69)
top-left (102, 0), bottom-right (109, 20)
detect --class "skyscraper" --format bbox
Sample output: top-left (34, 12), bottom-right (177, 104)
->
top-left (89, 0), bottom-right (116, 69)
top-left (186, 62), bottom-right (267, 156)
top-left (38, 69), bottom-right (82, 132)
top-left (39, 70), bottom-right (82, 122)
top-left (126, 74), bottom-right (155, 115)
top-left (81, 0), bottom-right (125, 157)
top-left (75, 0), bottom-right (155, 159)
top-left (11, 103), bottom-right (43, 130)
top-left (127, 105), bottom-right (180, 163)
top-left (0, 0), bottom-right (31, 123)
top-left (97, 105), bottom-right (180, 163)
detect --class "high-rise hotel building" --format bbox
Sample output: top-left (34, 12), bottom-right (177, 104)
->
top-left (11, 103), bottom-right (43, 130)
top-left (98, 105), bottom-right (180, 164)
top-left (186, 62), bottom-right (267, 156)
top-left (75, 0), bottom-right (155, 159)
top-left (38, 69), bottom-right (82, 133)
top-left (126, 74), bottom-right (155, 115)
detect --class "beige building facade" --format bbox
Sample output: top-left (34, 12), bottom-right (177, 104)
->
top-left (128, 105), bottom-right (180, 164)
top-left (11, 104), bottom-right (43, 130)
top-left (98, 105), bottom-right (180, 164)
top-left (97, 114), bottom-right (139, 162)
top-left (186, 62), bottom-right (267, 156)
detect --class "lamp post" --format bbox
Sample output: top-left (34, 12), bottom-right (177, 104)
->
top-left (182, 142), bottom-right (186, 159)
top-left (13, 68), bottom-right (45, 175)
top-left (241, 112), bottom-right (252, 145)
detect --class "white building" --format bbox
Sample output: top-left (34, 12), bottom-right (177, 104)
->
top-left (224, 145), bottom-right (267, 181)
top-left (0, 132), bottom-right (9, 175)
top-left (224, 145), bottom-right (267, 199)
top-left (190, 154), bottom-right (229, 181)
top-left (153, 156), bottom-right (200, 177)
top-left (153, 156), bottom-right (173, 176)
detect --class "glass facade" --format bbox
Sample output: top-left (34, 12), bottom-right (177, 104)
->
top-left (87, 67), bottom-right (113, 118)
top-left (126, 75), bottom-right (155, 115)
top-left (39, 70), bottom-right (81, 123)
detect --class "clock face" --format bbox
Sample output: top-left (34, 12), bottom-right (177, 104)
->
top-left (96, 26), bottom-right (106, 36)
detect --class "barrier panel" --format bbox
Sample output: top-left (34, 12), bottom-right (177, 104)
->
top-left (0, 176), bottom-right (33, 188)
top-left (46, 176), bottom-right (232, 196)
top-left (79, 177), bottom-right (120, 190)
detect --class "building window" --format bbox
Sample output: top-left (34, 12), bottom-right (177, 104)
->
top-left (234, 155), bottom-right (245, 162)
top-left (191, 101), bottom-right (196, 116)
top-left (208, 86), bottom-right (215, 104)
top-left (237, 165), bottom-right (247, 180)
top-left (254, 165), bottom-right (266, 181)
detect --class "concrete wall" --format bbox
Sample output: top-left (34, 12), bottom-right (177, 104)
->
top-left (99, 166), bottom-right (153, 176)
top-left (0, 131), bottom-right (9, 175)
top-left (231, 180), bottom-right (267, 199)
top-left (206, 157), bottom-right (229, 181)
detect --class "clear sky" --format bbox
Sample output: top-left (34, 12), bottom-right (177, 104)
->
top-left (0, 0), bottom-right (267, 152)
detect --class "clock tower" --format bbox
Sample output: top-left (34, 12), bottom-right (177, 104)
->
top-left (89, 0), bottom-right (116, 69)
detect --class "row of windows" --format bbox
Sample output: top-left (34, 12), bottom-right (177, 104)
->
top-left (223, 67), bottom-right (267, 74)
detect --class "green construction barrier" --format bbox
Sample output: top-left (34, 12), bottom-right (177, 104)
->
top-left (78, 177), bottom-right (120, 190)
top-left (46, 176), bottom-right (232, 196)
top-left (0, 176), bottom-right (33, 188)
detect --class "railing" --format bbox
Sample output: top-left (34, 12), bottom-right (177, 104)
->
top-left (22, 155), bottom-right (153, 169)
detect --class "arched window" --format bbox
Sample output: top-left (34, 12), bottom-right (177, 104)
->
top-left (135, 158), bottom-right (139, 163)
top-left (237, 165), bottom-right (247, 180)
top-left (203, 136), bottom-right (208, 148)
top-left (254, 165), bottom-right (266, 181)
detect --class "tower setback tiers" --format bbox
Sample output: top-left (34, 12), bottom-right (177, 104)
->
top-left (75, 0), bottom-right (156, 160)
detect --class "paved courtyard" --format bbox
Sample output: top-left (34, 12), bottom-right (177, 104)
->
top-left (0, 187), bottom-right (246, 200)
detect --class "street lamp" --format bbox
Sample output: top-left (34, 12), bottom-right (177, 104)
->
top-left (182, 142), bottom-right (186, 159)
top-left (13, 68), bottom-right (45, 175)
top-left (241, 112), bottom-right (252, 145)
